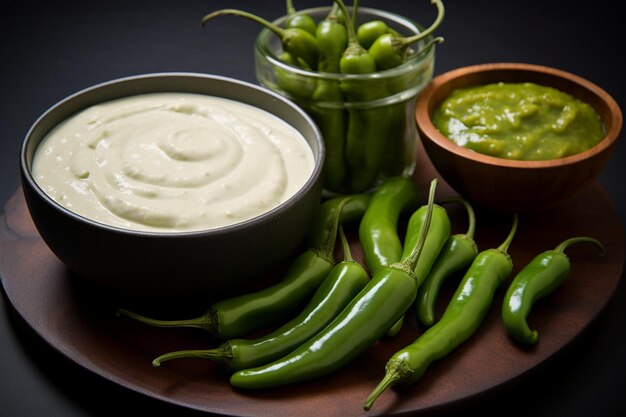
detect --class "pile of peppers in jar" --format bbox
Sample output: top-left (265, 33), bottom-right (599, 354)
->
top-left (201, 0), bottom-right (446, 194)
top-left (116, 174), bottom-right (605, 411)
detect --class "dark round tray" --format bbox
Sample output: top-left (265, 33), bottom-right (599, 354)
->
top-left (1, 156), bottom-right (623, 416)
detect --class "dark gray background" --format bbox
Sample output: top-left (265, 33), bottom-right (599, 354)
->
top-left (1, 1), bottom-right (624, 416)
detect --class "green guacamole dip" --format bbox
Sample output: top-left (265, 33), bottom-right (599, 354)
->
top-left (432, 82), bottom-right (605, 160)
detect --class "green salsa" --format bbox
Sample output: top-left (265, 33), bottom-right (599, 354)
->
top-left (432, 82), bottom-right (605, 160)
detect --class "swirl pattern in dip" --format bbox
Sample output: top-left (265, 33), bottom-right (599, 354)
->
top-left (32, 93), bottom-right (315, 232)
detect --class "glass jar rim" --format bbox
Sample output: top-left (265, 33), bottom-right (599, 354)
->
top-left (254, 6), bottom-right (437, 81)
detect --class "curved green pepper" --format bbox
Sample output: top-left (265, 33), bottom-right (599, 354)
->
top-left (359, 176), bottom-right (420, 275)
top-left (502, 236), bottom-right (605, 345)
top-left (415, 197), bottom-right (478, 327)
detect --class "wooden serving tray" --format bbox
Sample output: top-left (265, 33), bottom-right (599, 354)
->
top-left (1, 152), bottom-right (624, 416)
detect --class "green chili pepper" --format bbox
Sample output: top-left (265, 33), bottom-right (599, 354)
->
top-left (379, 102), bottom-right (410, 178)
top-left (369, 0), bottom-right (445, 70)
top-left (383, 35), bottom-right (443, 96)
top-left (502, 236), bottom-right (605, 345)
top-left (335, 0), bottom-right (376, 75)
top-left (332, 0), bottom-right (393, 192)
top-left (305, 193), bottom-right (371, 249)
top-left (274, 51), bottom-right (316, 100)
top-left (345, 104), bottom-right (396, 193)
top-left (116, 197), bottom-right (353, 341)
top-left (401, 196), bottom-right (452, 287)
top-left (416, 197), bottom-right (479, 327)
top-left (277, 50), bottom-right (310, 69)
top-left (201, 8), bottom-right (320, 70)
top-left (375, 37), bottom-right (435, 180)
top-left (316, 3), bottom-right (348, 73)
top-left (385, 187), bottom-right (450, 335)
top-left (357, 20), bottom-right (404, 50)
top-left (229, 179), bottom-right (440, 389)
top-left (284, 0), bottom-right (317, 36)
top-left (309, 82), bottom-right (347, 191)
top-left (307, 6), bottom-right (350, 192)
top-left (359, 175), bottom-right (420, 275)
top-left (377, 36), bottom-right (442, 180)
top-left (310, 3), bottom-right (349, 189)
top-left (364, 214), bottom-right (518, 411)
top-left (151, 227), bottom-right (369, 372)
top-left (357, 20), bottom-right (390, 49)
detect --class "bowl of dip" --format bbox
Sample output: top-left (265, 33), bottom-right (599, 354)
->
top-left (415, 62), bottom-right (622, 213)
top-left (20, 72), bottom-right (325, 304)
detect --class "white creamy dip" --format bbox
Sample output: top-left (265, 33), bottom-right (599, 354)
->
top-left (32, 92), bottom-right (315, 232)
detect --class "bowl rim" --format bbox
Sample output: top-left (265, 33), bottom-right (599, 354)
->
top-left (19, 72), bottom-right (325, 238)
top-left (415, 62), bottom-right (623, 169)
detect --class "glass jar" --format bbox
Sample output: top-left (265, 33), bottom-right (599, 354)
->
top-left (255, 6), bottom-right (436, 195)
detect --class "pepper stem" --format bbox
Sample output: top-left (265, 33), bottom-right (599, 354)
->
top-left (201, 9), bottom-right (285, 38)
top-left (333, 0), bottom-right (359, 44)
top-left (116, 308), bottom-right (214, 332)
top-left (439, 197), bottom-right (476, 239)
top-left (286, 0), bottom-right (296, 15)
top-left (338, 226), bottom-right (354, 263)
top-left (496, 213), bottom-right (518, 254)
top-left (403, 178), bottom-right (439, 271)
top-left (400, 0), bottom-right (445, 46)
top-left (352, 0), bottom-right (359, 29)
top-left (412, 36), bottom-right (444, 58)
top-left (554, 236), bottom-right (605, 256)
top-left (152, 347), bottom-right (231, 368)
top-left (363, 369), bottom-right (402, 410)
top-left (326, 2), bottom-right (341, 20)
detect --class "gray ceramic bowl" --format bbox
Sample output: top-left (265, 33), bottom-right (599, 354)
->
top-left (20, 73), bottom-right (325, 304)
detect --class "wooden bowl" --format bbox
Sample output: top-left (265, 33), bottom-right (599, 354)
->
top-left (415, 62), bottom-right (622, 213)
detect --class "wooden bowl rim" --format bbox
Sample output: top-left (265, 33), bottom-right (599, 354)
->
top-left (415, 62), bottom-right (623, 169)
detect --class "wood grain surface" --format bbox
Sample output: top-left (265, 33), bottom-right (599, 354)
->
top-left (0, 151), bottom-right (624, 416)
